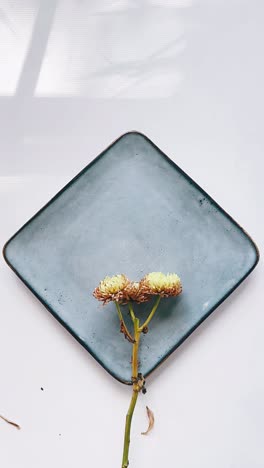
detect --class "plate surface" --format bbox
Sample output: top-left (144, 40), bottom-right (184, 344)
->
top-left (3, 132), bottom-right (259, 384)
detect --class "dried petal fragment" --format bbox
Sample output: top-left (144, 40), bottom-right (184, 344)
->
top-left (0, 414), bottom-right (21, 430)
top-left (141, 406), bottom-right (154, 435)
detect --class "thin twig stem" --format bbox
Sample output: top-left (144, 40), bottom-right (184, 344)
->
top-left (115, 302), bottom-right (134, 343)
top-left (128, 302), bottom-right (136, 322)
top-left (139, 296), bottom-right (161, 331)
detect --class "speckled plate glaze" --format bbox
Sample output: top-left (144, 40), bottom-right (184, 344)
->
top-left (3, 132), bottom-right (259, 384)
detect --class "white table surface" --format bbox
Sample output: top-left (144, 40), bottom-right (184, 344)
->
top-left (1, 1), bottom-right (263, 467)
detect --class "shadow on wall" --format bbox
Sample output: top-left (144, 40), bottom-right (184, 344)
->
top-left (0, 0), bottom-right (191, 98)
top-left (0, 0), bottom-right (191, 174)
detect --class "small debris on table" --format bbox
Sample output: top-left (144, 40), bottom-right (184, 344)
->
top-left (0, 414), bottom-right (21, 430)
top-left (141, 406), bottom-right (154, 435)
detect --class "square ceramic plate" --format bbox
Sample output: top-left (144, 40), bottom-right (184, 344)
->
top-left (3, 132), bottom-right (259, 384)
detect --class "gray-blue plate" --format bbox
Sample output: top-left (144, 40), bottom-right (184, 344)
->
top-left (3, 132), bottom-right (259, 384)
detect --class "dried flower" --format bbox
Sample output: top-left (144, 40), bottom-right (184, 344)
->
top-left (126, 282), bottom-right (150, 303)
top-left (140, 272), bottom-right (182, 298)
top-left (93, 274), bottom-right (131, 304)
top-left (92, 269), bottom-right (182, 468)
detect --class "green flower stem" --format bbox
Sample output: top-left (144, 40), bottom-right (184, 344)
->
top-left (115, 302), bottom-right (134, 343)
top-left (128, 302), bottom-right (136, 322)
top-left (122, 317), bottom-right (141, 468)
top-left (132, 318), bottom-right (140, 380)
top-left (121, 298), bottom-right (162, 467)
top-left (122, 390), bottom-right (138, 468)
top-left (139, 296), bottom-right (161, 331)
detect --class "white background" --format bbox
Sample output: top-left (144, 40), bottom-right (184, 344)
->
top-left (0, 1), bottom-right (263, 467)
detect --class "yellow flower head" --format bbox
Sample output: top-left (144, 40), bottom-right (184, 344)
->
top-left (140, 272), bottom-right (182, 298)
top-left (93, 272), bottom-right (182, 304)
top-left (93, 274), bottom-right (130, 304)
